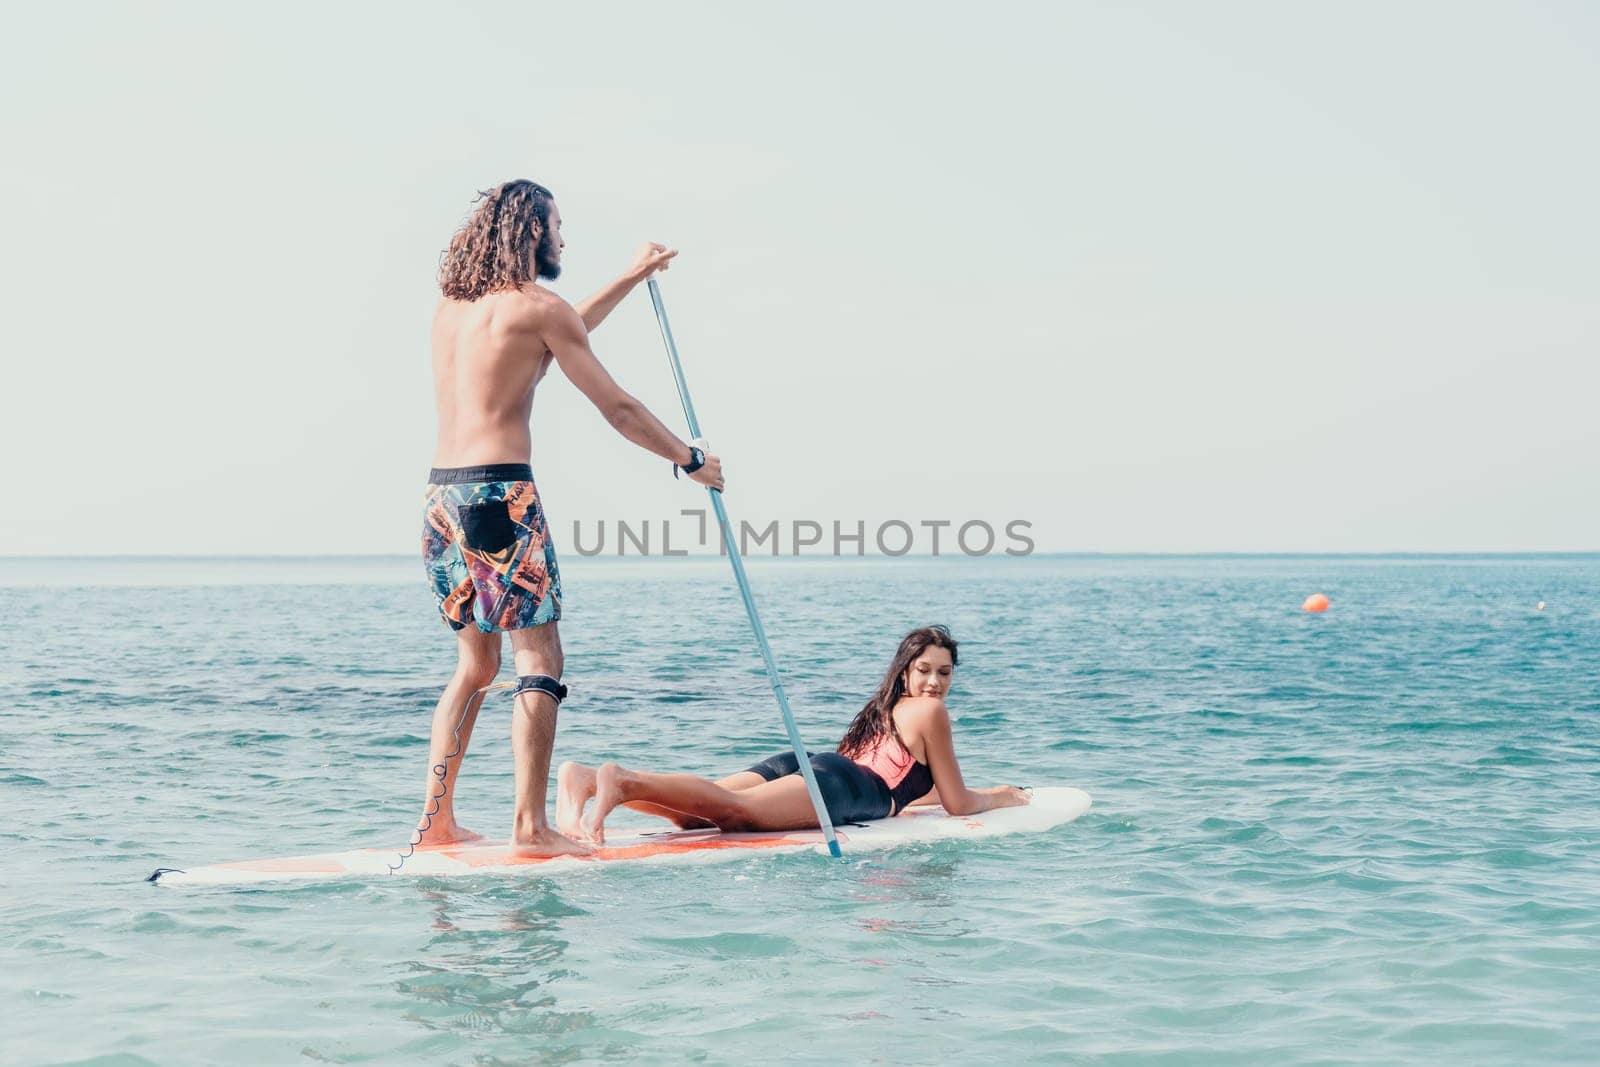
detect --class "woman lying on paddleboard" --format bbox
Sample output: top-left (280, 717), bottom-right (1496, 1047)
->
top-left (556, 625), bottom-right (1031, 844)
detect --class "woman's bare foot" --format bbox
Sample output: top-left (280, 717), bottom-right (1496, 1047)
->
top-left (556, 761), bottom-right (598, 836)
top-left (582, 762), bottom-right (635, 845)
top-left (510, 824), bottom-right (593, 858)
top-left (415, 821), bottom-right (484, 848)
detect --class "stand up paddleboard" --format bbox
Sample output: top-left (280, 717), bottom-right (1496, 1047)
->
top-left (148, 787), bottom-right (1091, 886)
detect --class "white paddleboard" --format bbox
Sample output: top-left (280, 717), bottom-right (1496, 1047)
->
top-left (149, 786), bottom-right (1091, 886)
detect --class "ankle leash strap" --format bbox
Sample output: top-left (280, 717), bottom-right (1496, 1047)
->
top-left (511, 674), bottom-right (568, 705)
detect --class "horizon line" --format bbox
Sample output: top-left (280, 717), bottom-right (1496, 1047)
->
top-left (2, 551), bottom-right (1596, 561)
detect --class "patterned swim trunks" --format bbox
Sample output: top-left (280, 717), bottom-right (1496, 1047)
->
top-left (422, 463), bottom-right (562, 633)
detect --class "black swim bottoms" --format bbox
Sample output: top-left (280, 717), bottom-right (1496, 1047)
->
top-left (744, 750), bottom-right (894, 823)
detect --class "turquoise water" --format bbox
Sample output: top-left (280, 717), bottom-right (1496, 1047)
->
top-left (3, 555), bottom-right (1597, 1064)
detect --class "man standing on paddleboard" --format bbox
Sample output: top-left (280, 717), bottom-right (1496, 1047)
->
top-left (419, 179), bottom-right (724, 857)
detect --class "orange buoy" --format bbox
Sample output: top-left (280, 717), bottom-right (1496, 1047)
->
top-left (1302, 593), bottom-right (1330, 613)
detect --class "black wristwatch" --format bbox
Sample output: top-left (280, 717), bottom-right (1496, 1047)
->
top-left (674, 446), bottom-right (706, 479)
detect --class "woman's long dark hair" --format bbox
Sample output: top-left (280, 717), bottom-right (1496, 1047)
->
top-left (836, 625), bottom-right (959, 757)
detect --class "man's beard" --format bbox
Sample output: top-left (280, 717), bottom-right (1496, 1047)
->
top-left (534, 228), bottom-right (561, 281)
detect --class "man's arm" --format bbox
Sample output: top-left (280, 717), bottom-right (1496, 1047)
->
top-left (540, 297), bottom-right (725, 490)
top-left (574, 243), bottom-right (679, 333)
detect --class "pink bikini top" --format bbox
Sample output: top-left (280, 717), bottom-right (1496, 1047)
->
top-left (851, 733), bottom-right (935, 813)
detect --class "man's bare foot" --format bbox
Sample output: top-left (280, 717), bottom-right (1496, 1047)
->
top-left (581, 762), bottom-right (630, 846)
top-left (415, 821), bottom-right (484, 849)
top-left (556, 761), bottom-right (598, 836)
top-left (510, 825), bottom-right (593, 858)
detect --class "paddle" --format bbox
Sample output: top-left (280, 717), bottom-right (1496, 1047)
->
top-left (645, 277), bottom-right (843, 858)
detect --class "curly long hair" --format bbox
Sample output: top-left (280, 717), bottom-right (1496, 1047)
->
top-left (836, 625), bottom-right (959, 758)
top-left (438, 179), bottom-right (556, 301)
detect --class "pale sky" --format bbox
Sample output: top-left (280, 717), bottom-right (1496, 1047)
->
top-left (2, 1), bottom-right (1595, 555)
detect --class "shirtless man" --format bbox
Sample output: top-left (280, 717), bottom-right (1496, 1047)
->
top-left (418, 179), bottom-right (724, 856)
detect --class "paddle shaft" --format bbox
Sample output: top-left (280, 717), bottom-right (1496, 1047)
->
top-left (645, 277), bottom-right (842, 858)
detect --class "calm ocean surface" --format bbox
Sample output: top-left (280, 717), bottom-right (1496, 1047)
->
top-left (2, 555), bottom-right (1597, 1065)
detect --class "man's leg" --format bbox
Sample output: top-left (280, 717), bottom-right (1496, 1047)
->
top-left (416, 626), bottom-right (500, 846)
top-left (509, 621), bottom-right (590, 855)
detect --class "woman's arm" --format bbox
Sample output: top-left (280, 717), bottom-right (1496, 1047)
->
top-left (909, 698), bottom-right (1028, 816)
top-left (908, 784), bottom-right (1025, 810)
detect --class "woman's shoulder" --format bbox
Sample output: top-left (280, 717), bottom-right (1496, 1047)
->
top-left (893, 695), bottom-right (951, 729)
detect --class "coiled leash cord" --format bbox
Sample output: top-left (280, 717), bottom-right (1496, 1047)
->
top-left (387, 674), bottom-right (568, 875)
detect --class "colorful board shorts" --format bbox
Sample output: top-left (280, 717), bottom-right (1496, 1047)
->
top-left (422, 463), bottom-right (562, 633)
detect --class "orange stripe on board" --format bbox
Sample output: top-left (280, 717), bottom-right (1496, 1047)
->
top-left (441, 831), bottom-right (846, 867)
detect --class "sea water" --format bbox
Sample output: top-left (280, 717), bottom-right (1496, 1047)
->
top-left (1, 555), bottom-right (1596, 1065)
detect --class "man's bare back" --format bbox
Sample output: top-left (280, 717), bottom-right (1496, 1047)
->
top-left (431, 287), bottom-right (560, 469)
